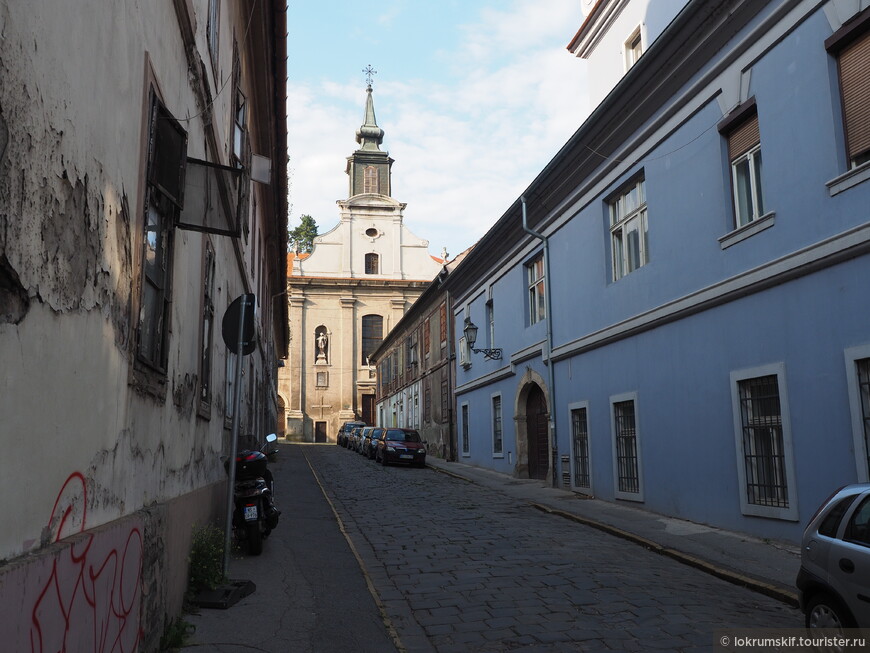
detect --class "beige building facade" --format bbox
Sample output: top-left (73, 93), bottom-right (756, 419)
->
top-left (279, 84), bottom-right (442, 442)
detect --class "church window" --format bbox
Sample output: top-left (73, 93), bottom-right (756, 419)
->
top-left (365, 253), bottom-right (379, 274)
top-left (361, 314), bottom-right (383, 365)
top-left (364, 166), bottom-right (379, 194)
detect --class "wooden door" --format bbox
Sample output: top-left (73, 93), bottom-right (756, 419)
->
top-left (315, 421), bottom-right (327, 443)
top-left (362, 394), bottom-right (375, 425)
top-left (526, 385), bottom-right (549, 480)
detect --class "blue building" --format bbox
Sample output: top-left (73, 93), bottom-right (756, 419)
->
top-left (447, 0), bottom-right (870, 543)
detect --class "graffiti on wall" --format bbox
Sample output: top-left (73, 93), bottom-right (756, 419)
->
top-left (28, 472), bottom-right (144, 653)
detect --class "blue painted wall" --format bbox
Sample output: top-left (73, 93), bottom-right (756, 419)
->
top-left (453, 4), bottom-right (870, 543)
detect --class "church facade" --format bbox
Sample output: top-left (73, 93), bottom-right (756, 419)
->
top-left (279, 84), bottom-right (443, 442)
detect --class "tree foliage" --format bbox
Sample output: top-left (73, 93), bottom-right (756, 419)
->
top-left (288, 215), bottom-right (318, 253)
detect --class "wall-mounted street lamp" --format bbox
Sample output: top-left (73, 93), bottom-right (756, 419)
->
top-left (463, 317), bottom-right (502, 361)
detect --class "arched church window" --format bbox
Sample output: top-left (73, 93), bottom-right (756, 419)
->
top-left (365, 253), bottom-right (379, 275)
top-left (361, 315), bottom-right (383, 365)
top-left (364, 166), bottom-right (379, 194)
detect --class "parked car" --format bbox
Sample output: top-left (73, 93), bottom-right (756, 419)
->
top-left (797, 483), bottom-right (870, 630)
top-left (337, 421), bottom-right (365, 448)
top-left (348, 426), bottom-right (365, 452)
top-left (356, 427), bottom-right (375, 455)
top-left (375, 428), bottom-right (426, 467)
top-left (362, 427), bottom-right (383, 459)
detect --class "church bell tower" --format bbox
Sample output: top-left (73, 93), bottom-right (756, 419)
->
top-left (346, 68), bottom-right (394, 198)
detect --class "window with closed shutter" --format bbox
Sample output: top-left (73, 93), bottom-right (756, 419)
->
top-left (827, 9), bottom-right (870, 168)
top-left (839, 30), bottom-right (870, 167)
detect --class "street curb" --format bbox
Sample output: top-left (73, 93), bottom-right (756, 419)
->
top-left (529, 502), bottom-right (800, 609)
top-left (428, 463), bottom-right (799, 609)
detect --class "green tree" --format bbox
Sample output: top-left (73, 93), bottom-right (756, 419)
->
top-left (288, 214), bottom-right (318, 253)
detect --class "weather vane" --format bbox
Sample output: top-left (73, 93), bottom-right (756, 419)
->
top-left (363, 64), bottom-right (377, 87)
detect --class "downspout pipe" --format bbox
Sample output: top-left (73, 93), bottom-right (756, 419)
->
top-left (521, 196), bottom-right (559, 488)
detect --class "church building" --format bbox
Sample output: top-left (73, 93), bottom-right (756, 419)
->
top-left (279, 82), bottom-right (443, 442)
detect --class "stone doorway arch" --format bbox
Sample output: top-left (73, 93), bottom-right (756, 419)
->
top-left (513, 367), bottom-right (552, 482)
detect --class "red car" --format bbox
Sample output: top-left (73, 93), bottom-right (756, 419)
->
top-left (375, 428), bottom-right (427, 467)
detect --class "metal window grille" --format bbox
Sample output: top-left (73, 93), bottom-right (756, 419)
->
top-left (738, 375), bottom-right (788, 508)
top-left (572, 408), bottom-right (590, 488)
top-left (462, 404), bottom-right (470, 454)
top-left (858, 359), bottom-right (870, 476)
top-left (492, 396), bottom-right (503, 454)
top-left (440, 380), bottom-right (448, 420)
top-left (613, 400), bottom-right (639, 494)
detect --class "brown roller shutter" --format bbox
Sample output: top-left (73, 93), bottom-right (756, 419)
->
top-left (728, 114), bottom-right (760, 161)
top-left (839, 30), bottom-right (870, 162)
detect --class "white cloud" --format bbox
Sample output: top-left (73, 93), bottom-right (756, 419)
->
top-left (287, 0), bottom-right (590, 260)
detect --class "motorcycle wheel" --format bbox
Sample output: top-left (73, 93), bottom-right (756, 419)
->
top-left (246, 522), bottom-right (263, 556)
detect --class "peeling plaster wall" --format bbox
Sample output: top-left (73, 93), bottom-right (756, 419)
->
top-left (0, 3), bottom-right (276, 644)
top-left (0, 0), bottom-right (226, 559)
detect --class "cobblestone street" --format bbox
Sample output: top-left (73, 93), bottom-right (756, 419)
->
top-left (303, 444), bottom-right (800, 653)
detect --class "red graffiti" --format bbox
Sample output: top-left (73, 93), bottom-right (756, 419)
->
top-left (30, 473), bottom-right (144, 653)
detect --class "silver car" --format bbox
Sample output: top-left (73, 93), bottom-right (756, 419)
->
top-left (797, 483), bottom-right (870, 629)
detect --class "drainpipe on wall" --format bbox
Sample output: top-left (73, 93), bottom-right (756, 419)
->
top-left (521, 196), bottom-right (559, 489)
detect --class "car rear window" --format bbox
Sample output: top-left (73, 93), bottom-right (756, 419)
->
top-left (386, 429), bottom-right (421, 442)
top-left (818, 495), bottom-right (858, 538)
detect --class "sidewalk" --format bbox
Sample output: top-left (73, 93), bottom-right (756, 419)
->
top-left (424, 456), bottom-right (801, 608)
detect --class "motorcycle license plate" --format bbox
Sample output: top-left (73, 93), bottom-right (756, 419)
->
top-left (244, 504), bottom-right (258, 521)
top-left (399, 454), bottom-right (413, 460)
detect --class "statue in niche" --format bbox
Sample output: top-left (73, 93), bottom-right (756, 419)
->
top-left (315, 330), bottom-right (329, 365)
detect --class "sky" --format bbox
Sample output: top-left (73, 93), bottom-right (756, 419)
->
top-left (286, 0), bottom-right (591, 261)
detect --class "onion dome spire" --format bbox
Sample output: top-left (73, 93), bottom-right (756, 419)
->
top-left (356, 66), bottom-right (384, 151)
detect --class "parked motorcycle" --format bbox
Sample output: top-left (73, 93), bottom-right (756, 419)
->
top-left (225, 433), bottom-right (280, 555)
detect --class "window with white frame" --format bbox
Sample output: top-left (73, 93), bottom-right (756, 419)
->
top-left (625, 27), bottom-right (643, 70)
top-left (492, 394), bottom-right (503, 456)
top-left (461, 403), bottom-right (470, 455)
top-left (727, 112), bottom-right (765, 228)
top-left (571, 404), bottom-right (591, 491)
top-left (609, 177), bottom-right (648, 281)
top-left (611, 396), bottom-right (642, 500)
top-left (459, 335), bottom-right (470, 367)
top-left (527, 255), bottom-right (546, 324)
top-left (730, 364), bottom-right (797, 520)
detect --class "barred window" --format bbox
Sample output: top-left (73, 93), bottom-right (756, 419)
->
top-left (613, 400), bottom-right (640, 495)
top-left (492, 395), bottom-right (503, 455)
top-left (572, 407), bottom-right (591, 489)
top-left (737, 375), bottom-right (788, 508)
